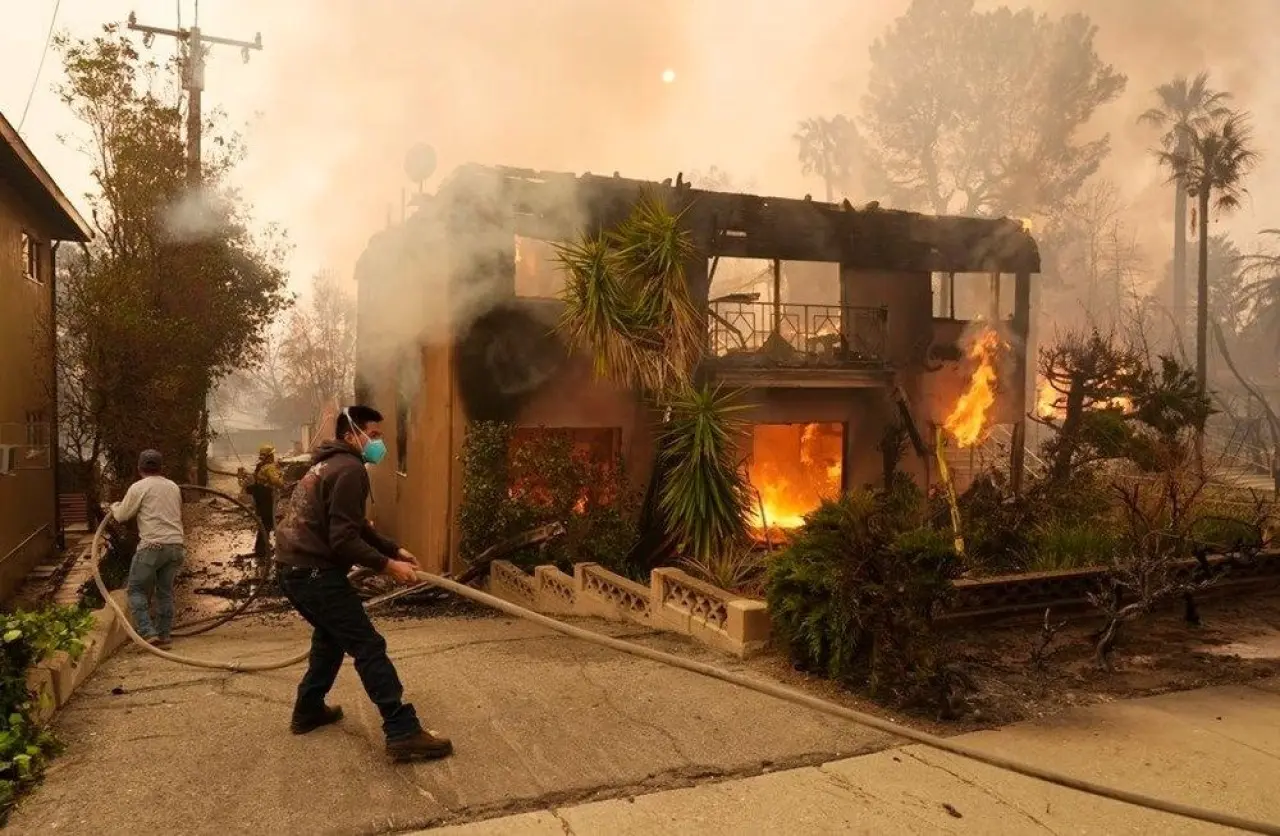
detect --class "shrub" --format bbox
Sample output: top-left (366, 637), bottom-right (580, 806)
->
top-left (457, 421), bottom-right (515, 565)
top-left (680, 546), bottom-right (766, 596)
top-left (458, 421), bottom-right (643, 578)
top-left (0, 606), bottom-right (95, 824)
top-left (77, 522), bottom-right (138, 609)
top-left (1189, 514), bottom-right (1266, 553)
top-left (1027, 520), bottom-right (1116, 572)
top-left (767, 481), bottom-right (965, 715)
top-left (941, 468), bottom-right (1118, 576)
top-left (948, 473), bottom-right (1033, 575)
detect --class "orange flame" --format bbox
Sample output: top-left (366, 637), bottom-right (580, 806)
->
top-left (944, 329), bottom-right (1005, 448)
top-left (748, 423), bottom-right (843, 535)
top-left (1035, 379), bottom-right (1133, 420)
top-left (1036, 379), bottom-right (1058, 419)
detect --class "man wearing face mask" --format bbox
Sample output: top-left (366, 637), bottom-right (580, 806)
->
top-left (274, 404), bottom-right (453, 762)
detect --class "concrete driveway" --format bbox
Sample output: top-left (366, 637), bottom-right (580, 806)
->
top-left (9, 612), bottom-right (889, 835)
top-left (423, 679), bottom-right (1280, 834)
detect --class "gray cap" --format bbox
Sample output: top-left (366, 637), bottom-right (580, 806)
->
top-left (138, 449), bottom-right (163, 470)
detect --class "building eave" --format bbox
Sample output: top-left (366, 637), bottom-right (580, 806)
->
top-left (0, 111), bottom-right (92, 242)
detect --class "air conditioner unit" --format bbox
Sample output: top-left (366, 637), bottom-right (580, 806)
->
top-left (0, 445), bottom-right (16, 476)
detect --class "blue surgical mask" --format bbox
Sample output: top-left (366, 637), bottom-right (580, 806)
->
top-left (362, 437), bottom-right (388, 465)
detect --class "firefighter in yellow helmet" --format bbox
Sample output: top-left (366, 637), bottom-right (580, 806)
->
top-left (249, 443), bottom-right (286, 556)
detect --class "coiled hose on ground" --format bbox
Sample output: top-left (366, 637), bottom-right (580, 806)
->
top-left (91, 486), bottom-right (1280, 835)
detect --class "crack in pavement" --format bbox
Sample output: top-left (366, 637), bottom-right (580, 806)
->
top-left (386, 763), bottom-right (450, 813)
top-left (818, 762), bottom-right (963, 833)
top-left (549, 806), bottom-right (575, 835)
top-left (389, 629), bottom-right (666, 664)
top-left (74, 674), bottom-right (234, 701)
top-left (568, 648), bottom-right (696, 764)
top-left (124, 732), bottom-right (182, 743)
top-left (903, 749), bottom-right (1060, 835)
top-left (215, 677), bottom-right (293, 709)
top-left (1145, 703), bottom-right (1280, 765)
top-left (70, 698), bottom-right (193, 712)
top-left (363, 752), bottom-right (852, 835)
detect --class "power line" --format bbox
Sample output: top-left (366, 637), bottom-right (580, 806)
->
top-left (18, 0), bottom-right (62, 132)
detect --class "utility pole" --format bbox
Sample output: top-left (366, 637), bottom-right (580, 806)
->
top-left (127, 10), bottom-right (262, 187)
top-left (127, 9), bottom-right (263, 485)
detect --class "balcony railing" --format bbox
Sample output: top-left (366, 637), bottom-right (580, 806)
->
top-left (707, 300), bottom-right (888, 368)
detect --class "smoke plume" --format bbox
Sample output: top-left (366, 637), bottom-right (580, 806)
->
top-left (215, 0), bottom-right (1280, 347)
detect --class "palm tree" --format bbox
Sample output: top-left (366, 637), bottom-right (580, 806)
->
top-left (1241, 229), bottom-right (1280, 351)
top-left (793, 116), bottom-right (855, 202)
top-left (1140, 73), bottom-right (1234, 337)
top-left (556, 195), bottom-right (753, 565)
top-left (1158, 112), bottom-right (1260, 395)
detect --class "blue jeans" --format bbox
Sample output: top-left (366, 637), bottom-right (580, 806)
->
top-left (280, 567), bottom-right (422, 741)
top-left (127, 544), bottom-right (185, 639)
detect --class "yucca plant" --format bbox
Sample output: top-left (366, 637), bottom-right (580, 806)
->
top-left (555, 194), bottom-right (754, 570)
top-left (556, 192), bottom-right (702, 395)
top-left (658, 385), bottom-right (755, 563)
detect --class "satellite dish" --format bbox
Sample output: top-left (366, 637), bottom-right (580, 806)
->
top-left (404, 144), bottom-right (437, 188)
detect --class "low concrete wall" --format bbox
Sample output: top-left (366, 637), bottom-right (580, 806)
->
top-left (939, 550), bottom-right (1280, 626)
top-left (488, 551), bottom-right (1280, 651)
top-left (487, 562), bottom-right (771, 658)
top-left (25, 590), bottom-right (131, 724)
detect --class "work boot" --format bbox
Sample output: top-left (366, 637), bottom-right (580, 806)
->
top-left (386, 729), bottom-right (453, 763)
top-left (290, 705), bottom-right (344, 735)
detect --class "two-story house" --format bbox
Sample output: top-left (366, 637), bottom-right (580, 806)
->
top-left (354, 165), bottom-right (1040, 573)
top-left (0, 112), bottom-right (92, 601)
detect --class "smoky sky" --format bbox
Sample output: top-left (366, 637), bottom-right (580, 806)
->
top-left (223, 0), bottom-right (1280, 285)
top-left (1026, 0), bottom-right (1280, 260)
top-left (11, 0), bottom-right (1270, 289)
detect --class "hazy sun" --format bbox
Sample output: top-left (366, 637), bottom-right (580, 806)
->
top-left (661, 68), bottom-right (676, 84)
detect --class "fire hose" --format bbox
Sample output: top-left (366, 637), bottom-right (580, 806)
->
top-left (91, 486), bottom-right (1280, 835)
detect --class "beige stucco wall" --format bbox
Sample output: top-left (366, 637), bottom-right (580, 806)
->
top-left (0, 179), bottom-right (57, 599)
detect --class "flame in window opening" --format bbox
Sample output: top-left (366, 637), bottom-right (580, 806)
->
top-left (748, 422), bottom-right (844, 537)
top-left (943, 328), bottom-right (1006, 448)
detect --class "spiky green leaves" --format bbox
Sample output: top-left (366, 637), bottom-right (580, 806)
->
top-left (555, 192), bottom-right (701, 395)
top-left (556, 193), bottom-right (755, 569)
top-left (656, 385), bottom-right (754, 564)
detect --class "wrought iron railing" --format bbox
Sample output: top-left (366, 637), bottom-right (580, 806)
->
top-left (706, 300), bottom-right (888, 368)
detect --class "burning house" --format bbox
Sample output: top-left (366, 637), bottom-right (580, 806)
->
top-left (354, 165), bottom-right (1040, 573)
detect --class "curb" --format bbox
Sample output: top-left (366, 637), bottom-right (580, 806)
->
top-left (25, 590), bottom-right (132, 724)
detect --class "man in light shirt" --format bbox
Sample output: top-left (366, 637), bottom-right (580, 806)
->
top-left (110, 449), bottom-right (185, 649)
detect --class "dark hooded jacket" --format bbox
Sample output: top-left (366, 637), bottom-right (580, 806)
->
top-left (274, 440), bottom-right (399, 572)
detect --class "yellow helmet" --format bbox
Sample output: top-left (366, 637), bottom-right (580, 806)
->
top-left (258, 444), bottom-right (275, 458)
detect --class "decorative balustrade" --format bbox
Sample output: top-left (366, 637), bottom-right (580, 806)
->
top-left (652, 569), bottom-right (730, 632)
top-left (577, 563), bottom-right (651, 625)
top-left (490, 560), bottom-right (537, 603)
top-left (488, 552), bottom-right (1280, 650)
top-left (484, 561), bottom-right (771, 658)
top-left (535, 565), bottom-right (577, 612)
top-left (707, 300), bottom-right (888, 368)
